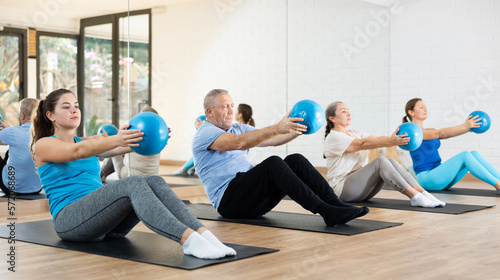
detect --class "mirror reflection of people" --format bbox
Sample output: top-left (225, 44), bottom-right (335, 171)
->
top-left (0, 98), bottom-right (42, 195)
top-left (31, 89), bottom-right (236, 259)
top-left (173, 115), bottom-right (206, 176)
top-left (235, 103), bottom-right (255, 127)
top-left (404, 98), bottom-right (500, 194)
top-left (193, 89), bottom-right (368, 227)
top-left (323, 101), bottom-right (444, 208)
top-left (100, 106), bottom-right (165, 182)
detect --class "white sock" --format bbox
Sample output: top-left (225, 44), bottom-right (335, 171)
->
top-left (410, 193), bottom-right (438, 208)
top-left (182, 232), bottom-right (225, 259)
top-left (173, 167), bottom-right (186, 175)
top-left (422, 191), bottom-right (446, 207)
top-left (201, 230), bottom-right (237, 256)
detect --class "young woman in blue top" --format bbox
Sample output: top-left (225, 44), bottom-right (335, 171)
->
top-left (31, 89), bottom-right (236, 259)
top-left (404, 98), bottom-right (500, 194)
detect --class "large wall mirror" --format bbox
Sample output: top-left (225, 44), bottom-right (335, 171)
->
top-left (94, 0), bottom-right (499, 171)
top-left (145, 0), bottom-right (391, 167)
top-left (78, 9), bottom-right (151, 136)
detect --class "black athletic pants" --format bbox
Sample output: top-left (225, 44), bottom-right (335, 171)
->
top-left (218, 153), bottom-right (340, 218)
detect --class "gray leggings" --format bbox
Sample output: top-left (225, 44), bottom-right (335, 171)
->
top-left (340, 157), bottom-right (417, 202)
top-left (53, 176), bottom-right (204, 243)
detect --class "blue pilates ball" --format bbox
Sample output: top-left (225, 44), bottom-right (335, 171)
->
top-left (290, 100), bottom-right (325, 135)
top-left (397, 122), bottom-right (423, 151)
top-left (128, 112), bottom-right (169, 156)
top-left (469, 111), bottom-right (491, 134)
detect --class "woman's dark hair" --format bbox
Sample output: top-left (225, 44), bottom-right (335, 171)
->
top-left (324, 101), bottom-right (343, 139)
top-left (30, 88), bottom-right (74, 158)
top-left (238, 103), bottom-right (255, 127)
top-left (403, 98), bottom-right (422, 123)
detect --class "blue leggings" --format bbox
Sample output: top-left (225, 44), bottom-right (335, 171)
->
top-left (183, 157), bottom-right (194, 171)
top-left (417, 151), bottom-right (500, 190)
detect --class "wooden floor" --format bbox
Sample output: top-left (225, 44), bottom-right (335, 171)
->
top-left (1, 165), bottom-right (499, 279)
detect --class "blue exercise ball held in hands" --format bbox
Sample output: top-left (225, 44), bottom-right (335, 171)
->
top-left (128, 112), bottom-right (169, 156)
top-left (290, 99), bottom-right (325, 135)
top-left (397, 122), bottom-right (423, 151)
top-left (98, 124), bottom-right (119, 136)
top-left (469, 111), bottom-right (491, 134)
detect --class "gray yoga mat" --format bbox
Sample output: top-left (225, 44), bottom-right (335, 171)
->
top-left (0, 219), bottom-right (278, 270)
top-left (184, 201), bottom-right (403, 236)
top-left (350, 198), bottom-right (494, 214)
top-left (429, 188), bottom-right (500, 197)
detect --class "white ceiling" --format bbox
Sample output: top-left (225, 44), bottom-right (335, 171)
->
top-left (0, 0), bottom-right (192, 22)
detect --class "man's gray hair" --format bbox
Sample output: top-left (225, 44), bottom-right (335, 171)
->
top-left (203, 89), bottom-right (228, 111)
top-left (20, 98), bottom-right (38, 120)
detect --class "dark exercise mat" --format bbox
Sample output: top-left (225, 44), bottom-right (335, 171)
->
top-left (167, 183), bottom-right (201, 188)
top-left (0, 219), bottom-right (278, 270)
top-left (429, 188), bottom-right (500, 197)
top-left (162, 174), bottom-right (199, 178)
top-left (184, 201), bottom-right (402, 236)
top-left (382, 184), bottom-right (500, 197)
top-left (0, 193), bottom-right (46, 200)
top-left (350, 198), bottom-right (494, 214)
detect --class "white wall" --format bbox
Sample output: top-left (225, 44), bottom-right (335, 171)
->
top-left (286, 0), bottom-right (391, 165)
top-left (389, 0), bottom-right (500, 168)
top-left (154, 0), bottom-right (500, 170)
top-left (3, 0), bottom-right (499, 170)
top-left (153, 0), bottom-right (390, 166)
top-left (153, 0), bottom-right (288, 164)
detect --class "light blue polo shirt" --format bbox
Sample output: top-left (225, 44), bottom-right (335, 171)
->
top-left (193, 122), bottom-right (256, 210)
top-left (0, 122), bottom-right (42, 193)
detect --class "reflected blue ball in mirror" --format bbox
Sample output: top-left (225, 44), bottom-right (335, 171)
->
top-left (98, 124), bottom-right (119, 136)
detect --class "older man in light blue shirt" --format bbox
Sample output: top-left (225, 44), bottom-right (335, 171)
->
top-left (193, 89), bottom-right (367, 226)
top-left (0, 98), bottom-right (42, 195)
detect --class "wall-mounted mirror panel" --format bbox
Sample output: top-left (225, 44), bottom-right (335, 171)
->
top-left (286, 0), bottom-right (390, 166)
top-left (153, 0), bottom-right (390, 166)
top-left (119, 14), bottom-right (150, 127)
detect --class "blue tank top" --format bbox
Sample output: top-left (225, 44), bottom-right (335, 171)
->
top-left (410, 138), bottom-right (442, 174)
top-left (37, 136), bottom-right (102, 217)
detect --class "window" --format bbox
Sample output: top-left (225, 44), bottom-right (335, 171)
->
top-left (37, 32), bottom-right (78, 99)
top-left (0, 28), bottom-right (27, 126)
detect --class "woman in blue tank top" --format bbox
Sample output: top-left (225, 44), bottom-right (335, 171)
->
top-left (404, 98), bottom-right (500, 193)
top-left (30, 89), bottom-right (236, 259)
